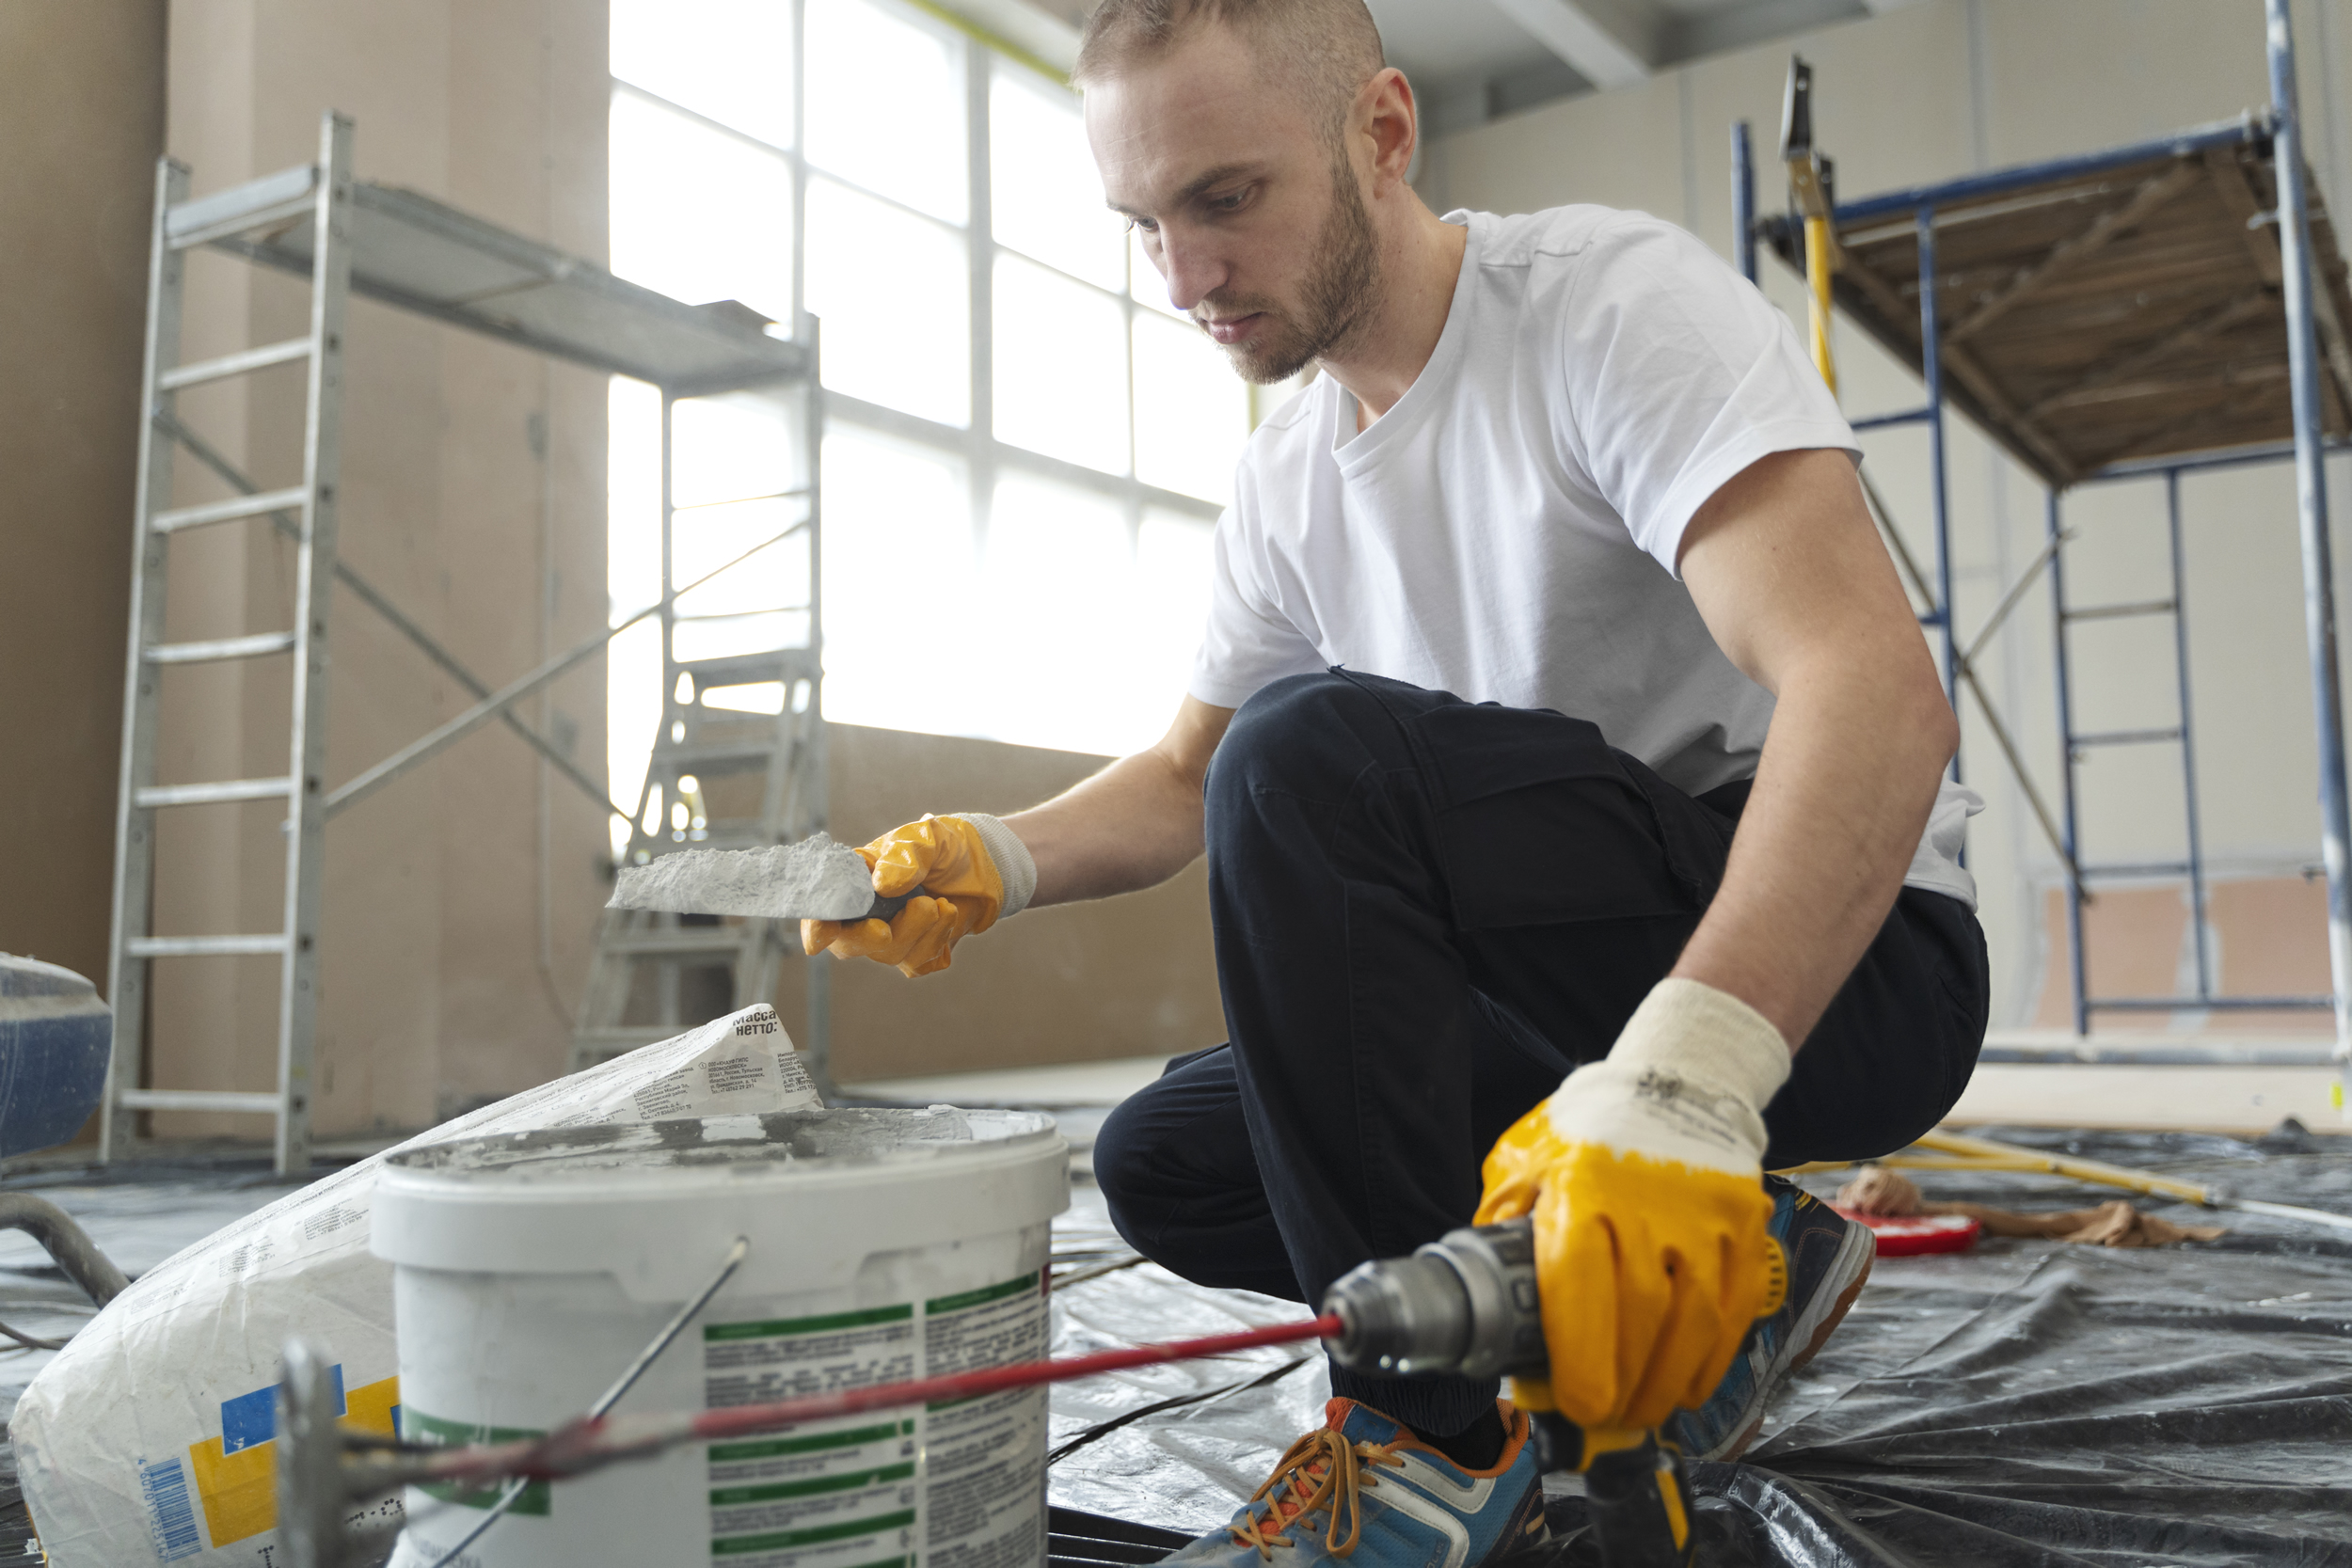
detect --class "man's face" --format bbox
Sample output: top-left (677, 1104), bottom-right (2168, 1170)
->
top-left (1086, 26), bottom-right (1379, 384)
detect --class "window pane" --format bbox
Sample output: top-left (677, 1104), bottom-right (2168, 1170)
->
top-left (610, 377), bottom-right (665, 850)
top-left (673, 501), bottom-right (811, 653)
top-left (1136, 505), bottom-right (1216, 719)
top-left (1133, 311), bottom-right (1249, 504)
top-left (991, 62), bottom-right (1125, 292)
top-left (612, 0), bottom-right (792, 149)
top-left (805, 0), bottom-right (966, 224)
top-left (669, 392), bottom-right (812, 664)
top-left (993, 253), bottom-right (1128, 474)
top-left (611, 87), bottom-right (793, 321)
top-left (807, 179), bottom-right (970, 426)
top-left (981, 473), bottom-right (1138, 754)
top-left (672, 390), bottom-right (798, 509)
top-left (820, 426), bottom-right (975, 736)
top-left (1129, 228), bottom-right (1184, 319)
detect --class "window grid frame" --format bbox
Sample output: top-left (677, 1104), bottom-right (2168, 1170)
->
top-left (614, 0), bottom-right (1228, 546)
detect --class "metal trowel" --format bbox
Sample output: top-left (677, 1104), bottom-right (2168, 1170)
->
top-left (606, 833), bottom-right (911, 924)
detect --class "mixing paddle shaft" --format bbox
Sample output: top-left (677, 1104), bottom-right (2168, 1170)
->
top-left (290, 1218), bottom-right (1705, 1567)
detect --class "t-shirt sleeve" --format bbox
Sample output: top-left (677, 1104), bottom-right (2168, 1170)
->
top-left (1187, 494), bottom-right (1325, 710)
top-left (1558, 214), bottom-right (1858, 578)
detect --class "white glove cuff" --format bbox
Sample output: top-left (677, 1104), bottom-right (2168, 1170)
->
top-left (1608, 977), bottom-right (1793, 1113)
top-left (952, 814), bottom-right (1037, 919)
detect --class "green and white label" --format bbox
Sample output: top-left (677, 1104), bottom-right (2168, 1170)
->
top-left (702, 1274), bottom-right (1046, 1568)
top-left (923, 1275), bottom-right (1047, 1568)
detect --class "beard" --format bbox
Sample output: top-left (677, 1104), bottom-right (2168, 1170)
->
top-left (1196, 149), bottom-right (1380, 385)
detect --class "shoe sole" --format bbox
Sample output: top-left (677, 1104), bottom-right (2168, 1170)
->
top-left (1708, 1217), bottom-right (1877, 1463)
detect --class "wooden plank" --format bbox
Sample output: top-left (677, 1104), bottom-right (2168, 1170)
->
top-left (2089, 386), bottom-right (2273, 468)
top-left (2204, 149), bottom-right (2285, 284)
top-left (1942, 340), bottom-right (2080, 483)
top-left (2207, 148), bottom-right (2352, 428)
top-left (2042, 358), bottom-right (2288, 416)
top-left (2025, 290), bottom-right (2270, 416)
top-left (1948, 163), bottom-right (2202, 343)
top-left (1836, 249), bottom-right (2080, 483)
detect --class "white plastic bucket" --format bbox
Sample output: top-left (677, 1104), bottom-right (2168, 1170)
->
top-left (372, 1107), bottom-right (1069, 1568)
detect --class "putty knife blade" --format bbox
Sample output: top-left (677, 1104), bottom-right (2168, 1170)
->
top-left (607, 834), bottom-right (899, 922)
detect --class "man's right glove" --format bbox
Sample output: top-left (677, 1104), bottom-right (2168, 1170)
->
top-left (1474, 977), bottom-right (1790, 1433)
top-left (800, 814), bottom-right (1037, 977)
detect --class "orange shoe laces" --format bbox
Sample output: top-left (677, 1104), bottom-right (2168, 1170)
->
top-left (1230, 1425), bottom-right (1406, 1560)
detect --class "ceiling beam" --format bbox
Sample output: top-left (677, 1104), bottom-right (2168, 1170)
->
top-left (1486, 0), bottom-right (1652, 90)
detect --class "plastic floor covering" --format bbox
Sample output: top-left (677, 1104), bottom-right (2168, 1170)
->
top-left (0, 1122), bottom-right (2344, 1566)
top-left (1046, 1123), bottom-right (2352, 1568)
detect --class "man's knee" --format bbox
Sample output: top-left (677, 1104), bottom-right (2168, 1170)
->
top-left (1090, 1089), bottom-right (1163, 1237)
top-left (1208, 672), bottom-right (1391, 825)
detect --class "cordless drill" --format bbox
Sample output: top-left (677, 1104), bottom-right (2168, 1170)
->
top-left (1324, 1216), bottom-right (1776, 1568)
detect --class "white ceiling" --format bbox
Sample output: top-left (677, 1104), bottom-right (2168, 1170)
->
top-left (1368, 0), bottom-right (1886, 114)
top-left (1012, 0), bottom-right (1893, 127)
top-left (1359, 0), bottom-right (1559, 87)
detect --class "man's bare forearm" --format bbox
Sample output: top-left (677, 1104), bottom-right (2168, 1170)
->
top-left (1674, 447), bottom-right (1960, 1052)
top-left (1004, 695), bottom-right (1233, 907)
top-left (1670, 655), bottom-right (1953, 1050)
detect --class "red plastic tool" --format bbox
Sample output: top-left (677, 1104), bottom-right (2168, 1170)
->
top-left (415, 1313), bottom-right (1349, 1488)
top-left (1834, 1208), bottom-right (1980, 1256)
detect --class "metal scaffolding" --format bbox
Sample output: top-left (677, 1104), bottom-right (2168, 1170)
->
top-left (105, 112), bottom-right (823, 1174)
top-left (1734, 0), bottom-right (2352, 1088)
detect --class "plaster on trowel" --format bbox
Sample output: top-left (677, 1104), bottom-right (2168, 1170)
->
top-left (607, 833), bottom-right (910, 924)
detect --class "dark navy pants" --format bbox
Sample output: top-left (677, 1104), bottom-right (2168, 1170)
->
top-left (1092, 671), bottom-right (1989, 1434)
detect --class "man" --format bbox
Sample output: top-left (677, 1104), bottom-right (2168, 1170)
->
top-left (802, 0), bottom-right (1989, 1560)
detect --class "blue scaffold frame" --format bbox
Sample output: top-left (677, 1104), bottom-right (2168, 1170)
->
top-left (1733, 0), bottom-right (2350, 1089)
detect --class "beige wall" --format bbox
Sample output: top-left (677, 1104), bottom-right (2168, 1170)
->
top-left (1420, 0), bottom-right (2352, 1033)
top-left (0, 3), bottom-right (167, 999)
top-left (148, 0), bottom-right (612, 1136)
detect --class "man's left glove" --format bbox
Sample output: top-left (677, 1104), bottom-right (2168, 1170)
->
top-left (800, 815), bottom-right (1036, 977)
top-left (1474, 977), bottom-right (1790, 1433)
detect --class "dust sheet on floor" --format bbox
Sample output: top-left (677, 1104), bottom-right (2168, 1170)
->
top-left (1046, 1124), bottom-right (2352, 1568)
top-left (0, 1124), bottom-right (2344, 1566)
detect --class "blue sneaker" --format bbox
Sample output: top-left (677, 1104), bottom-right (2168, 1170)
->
top-left (1660, 1175), bottom-right (1874, 1462)
top-left (1164, 1399), bottom-right (1549, 1565)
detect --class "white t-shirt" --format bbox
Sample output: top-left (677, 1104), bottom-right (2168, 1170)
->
top-left (1188, 204), bottom-right (1980, 910)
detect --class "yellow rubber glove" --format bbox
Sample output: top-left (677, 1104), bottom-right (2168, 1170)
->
top-left (1475, 977), bottom-right (1791, 1433)
top-left (800, 814), bottom-right (1036, 978)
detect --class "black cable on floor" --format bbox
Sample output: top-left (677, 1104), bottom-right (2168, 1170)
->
top-left (1045, 1352), bottom-right (1318, 1466)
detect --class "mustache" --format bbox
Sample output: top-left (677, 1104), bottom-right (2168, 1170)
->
top-left (1191, 294), bottom-right (1283, 328)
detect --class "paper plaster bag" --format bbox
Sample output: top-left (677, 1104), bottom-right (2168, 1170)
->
top-left (12, 1006), bottom-right (818, 1567)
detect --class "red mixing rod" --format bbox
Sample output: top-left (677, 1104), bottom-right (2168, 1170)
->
top-left (399, 1313), bottom-right (1347, 1491)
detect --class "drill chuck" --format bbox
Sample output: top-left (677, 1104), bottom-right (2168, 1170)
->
top-left (1322, 1215), bottom-right (1547, 1382)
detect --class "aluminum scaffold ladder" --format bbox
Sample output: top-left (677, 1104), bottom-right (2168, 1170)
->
top-left (103, 111), bottom-right (828, 1174)
top-left (572, 368), bottom-right (834, 1083)
top-left (103, 114), bottom-right (355, 1176)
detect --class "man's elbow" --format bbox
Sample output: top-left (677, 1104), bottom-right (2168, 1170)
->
top-left (1915, 676), bottom-right (1961, 778)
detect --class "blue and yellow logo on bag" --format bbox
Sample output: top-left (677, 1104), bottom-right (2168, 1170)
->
top-left (183, 1366), bottom-right (401, 1546)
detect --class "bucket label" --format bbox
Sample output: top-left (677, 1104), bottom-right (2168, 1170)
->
top-left (701, 1272), bottom-right (1046, 1568)
top-left (705, 1305), bottom-right (920, 1568)
top-left (921, 1275), bottom-right (1047, 1568)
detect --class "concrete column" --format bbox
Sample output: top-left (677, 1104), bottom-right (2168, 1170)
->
top-left (0, 3), bottom-right (167, 991)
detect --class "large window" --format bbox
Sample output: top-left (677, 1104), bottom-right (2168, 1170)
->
top-left (607, 0), bottom-right (1251, 835)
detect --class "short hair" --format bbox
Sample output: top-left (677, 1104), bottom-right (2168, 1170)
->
top-left (1072, 0), bottom-right (1387, 140)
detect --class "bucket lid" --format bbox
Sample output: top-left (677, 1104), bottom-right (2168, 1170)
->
top-left (372, 1108), bottom-right (1068, 1301)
